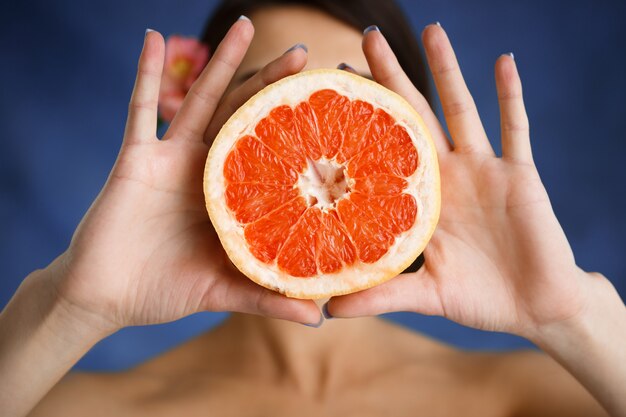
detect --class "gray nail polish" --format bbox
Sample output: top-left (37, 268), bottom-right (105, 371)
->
top-left (322, 302), bottom-right (333, 320)
top-left (238, 15), bottom-right (251, 22)
top-left (363, 25), bottom-right (380, 35)
top-left (145, 28), bottom-right (155, 35)
top-left (302, 315), bottom-right (324, 328)
top-left (337, 62), bottom-right (355, 71)
top-left (284, 43), bottom-right (308, 54)
top-left (435, 21), bottom-right (442, 27)
top-left (506, 52), bottom-right (515, 60)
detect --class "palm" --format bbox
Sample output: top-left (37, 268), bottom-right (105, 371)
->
top-left (330, 26), bottom-right (588, 337)
top-left (55, 24), bottom-right (320, 330)
top-left (68, 139), bottom-right (226, 326)
top-left (421, 152), bottom-right (583, 332)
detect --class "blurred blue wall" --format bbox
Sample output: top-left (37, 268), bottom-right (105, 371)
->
top-left (1, 0), bottom-right (624, 371)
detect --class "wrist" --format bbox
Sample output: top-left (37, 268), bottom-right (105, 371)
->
top-left (528, 271), bottom-right (624, 350)
top-left (0, 258), bottom-right (115, 416)
top-left (12, 255), bottom-right (118, 346)
top-left (524, 272), bottom-right (626, 417)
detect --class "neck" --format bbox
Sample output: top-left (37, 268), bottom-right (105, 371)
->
top-left (217, 312), bottom-right (384, 397)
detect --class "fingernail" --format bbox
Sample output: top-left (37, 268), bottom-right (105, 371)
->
top-left (284, 43), bottom-right (308, 54)
top-left (322, 302), bottom-right (333, 320)
top-left (145, 28), bottom-right (154, 36)
top-left (363, 25), bottom-right (380, 35)
top-left (503, 52), bottom-right (515, 60)
top-left (238, 15), bottom-right (250, 22)
top-left (302, 315), bottom-right (324, 328)
top-left (428, 21), bottom-right (442, 28)
top-left (337, 62), bottom-right (355, 71)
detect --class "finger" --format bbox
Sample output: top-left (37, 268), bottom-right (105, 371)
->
top-left (337, 62), bottom-right (358, 75)
top-left (210, 273), bottom-right (322, 326)
top-left (422, 24), bottom-right (493, 155)
top-left (495, 53), bottom-right (532, 162)
top-left (362, 27), bottom-right (452, 154)
top-left (326, 269), bottom-right (443, 318)
top-left (165, 17), bottom-right (254, 142)
top-left (203, 44), bottom-right (308, 144)
top-left (124, 30), bottom-right (165, 144)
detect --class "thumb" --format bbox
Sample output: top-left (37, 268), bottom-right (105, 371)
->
top-left (326, 268), bottom-right (444, 318)
top-left (207, 272), bottom-right (322, 326)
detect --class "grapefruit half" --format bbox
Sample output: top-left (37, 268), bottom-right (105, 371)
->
top-left (204, 69), bottom-right (440, 299)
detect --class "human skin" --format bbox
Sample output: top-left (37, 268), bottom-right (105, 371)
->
top-left (0, 5), bottom-right (624, 417)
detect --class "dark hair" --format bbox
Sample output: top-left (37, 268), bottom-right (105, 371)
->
top-left (201, 0), bottom-right (431, 105)
top-left (202, 0), bottom-right (427, 273)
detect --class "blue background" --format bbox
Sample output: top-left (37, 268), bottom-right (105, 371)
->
top-left (1, 0), bottom-right (624, 371)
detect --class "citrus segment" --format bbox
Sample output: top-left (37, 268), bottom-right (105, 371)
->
top-left (276, 207), bottom-right (321, 277)
top-left (352, 174), bottom-right (407, 195)
top-left (293, 102), bottom-right (322, 161)
top-left (346, 124), bottom-right (418, 178)
top-left (309, 89), bottom-right (351, 159)
top-left (316, 210), bottom-right (357, 274)
top-left (333, 100), bottom-right (373, 163)
top-left (336, 105), bottom-right (393, 164)
top-left (255, 105), bottom-right (307, 172)
top-left (225, 183), bottom-right (300, 224)
top-left (223, 135), bottom-right (298, 184)
top-left (349, 192), bottom-right (417, 236)
top-left (243, 197), bottom-right (307, 263)
top-left (336, 198), bottom-right (395, 263)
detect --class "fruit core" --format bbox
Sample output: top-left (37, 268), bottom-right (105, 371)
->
top-left (298, 158), bottom-right (349, 209)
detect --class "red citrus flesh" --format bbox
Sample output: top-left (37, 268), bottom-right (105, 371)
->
top-left (223, 89), bottom-right (419, 277)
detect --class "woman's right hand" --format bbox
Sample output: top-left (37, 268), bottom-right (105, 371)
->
top-left (1, 20), bottom-right (322, 416)
top-left (46, 18), bottom-right (321, 334)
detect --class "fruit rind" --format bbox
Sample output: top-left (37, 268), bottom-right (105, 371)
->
top-left (205, 69), bottom-right (440, 299)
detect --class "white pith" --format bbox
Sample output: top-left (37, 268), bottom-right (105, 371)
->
top-left (297, 158), bottom-right (348, 209)
top-left (204, 69), bottom-right (440, 299)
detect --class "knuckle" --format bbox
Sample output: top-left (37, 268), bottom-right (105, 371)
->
top-left (177, 123), bottom-right (204, 140)
top-left (212, 54), bottom-right (238, 73)
top-left (128, 98), bottom-right (158, 112)
top-left (502, 118), bottom-right (530, 133)
top-left (434, 62), bottom-right (458, 76)
top-left (188, 84), bottom-right (221, 105)
top-left (454, 142), bottom-right (483, 155)
top-left (376, 65), bottom-right (404, 86)
top-left (371, 66), bottom-right (430, 118)
top-left (442, 99), bottom-right (473, 118)
top-left (411, 100), bottom-right (430, 118)
top-left (260, 61), bottom-right (283, 86)
top-left (498, 90), bottom-right (523, 101)
top-left (258, 67), bottom-right (272, 87)
top-left (136, 66), bottom-right (162, 80)
top-left (370, 42), bottom-right (404, 85)
top-left (253, 290), bottom-right (272, 316)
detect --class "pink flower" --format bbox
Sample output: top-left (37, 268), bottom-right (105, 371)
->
top-left (158, 35), bottom-right (210, 122)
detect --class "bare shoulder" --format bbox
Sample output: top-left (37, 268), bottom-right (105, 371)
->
top-left (491, 350), bottom-right (608, 417)
top-left (28, 370), bottom-right (164, 417)
top-left (380, 321), bottom-right (607, 416)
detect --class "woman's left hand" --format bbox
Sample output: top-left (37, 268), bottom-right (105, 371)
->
top-left (327, 24), bottom-right (609, 339)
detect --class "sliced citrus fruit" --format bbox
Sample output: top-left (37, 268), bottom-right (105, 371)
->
top-left (204, 69), bottom-right (440, 299)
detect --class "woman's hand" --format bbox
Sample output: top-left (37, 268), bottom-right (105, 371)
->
top-left (328, 25), bottom-right (626, 415)
top-left (328, 24), bottom-right (615, 338)
top-left (50, 19), bottom-right (321, 332)
top-left (1, 20), bottom-right (323, 416)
